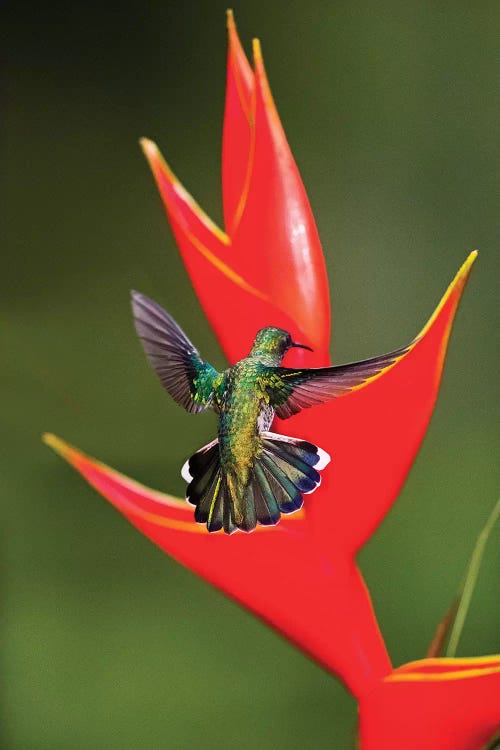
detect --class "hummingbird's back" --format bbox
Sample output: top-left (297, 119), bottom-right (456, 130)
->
top-left (216, 357), bottom-right (272, 482)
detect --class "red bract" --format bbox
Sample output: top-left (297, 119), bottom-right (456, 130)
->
top-left (139, 18), bottom-right (330, 366)
top-left (359, 657), bottom-right (500, 749)
top-left (44, 13), bottom-right (500, 748)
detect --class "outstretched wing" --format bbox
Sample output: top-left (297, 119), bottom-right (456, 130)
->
top-left (265, 343), bottom-right (412, 419)
top-left (131, 292), bottom-right (220, 414)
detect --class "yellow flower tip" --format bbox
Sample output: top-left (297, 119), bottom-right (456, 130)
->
top-left (461, 249), bottom-right (478, 276)
top-left (42, 432), bottom-right (77, 462)
top-left (253, 39), bottom-right (273, 104)
top-left (416, 251), bottom-right (479, 341)
top-left (227, 9), bottom-right (244, 57)
top-left (251, 38), bottom-right (281, 129)
top-left (226, 10), bottom-right (253, 103)
top-left (139, 137), bottom-right (179, 187)
top-left (226, 8), bottom-right (235, 30)
top-left (252, 37), bottom-right (263, 67)
top-left (140, 135), bottom-right (229, 246)
top-left (455, 250), bottom-right (478, 289)
top-left (450, 248), bottom-right (478, 297)
top-left (450, 248), bottom-right (478, 298)
top-left (139, 136), bottom-right (158, 159)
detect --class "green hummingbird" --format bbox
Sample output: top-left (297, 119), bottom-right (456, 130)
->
top-left (132, 292), bottom-right (409, 534)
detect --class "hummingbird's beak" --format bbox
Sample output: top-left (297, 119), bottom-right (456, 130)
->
top-left (291, 341), bottom-right (313, 352)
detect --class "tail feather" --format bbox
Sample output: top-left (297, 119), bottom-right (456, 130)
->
top-left (260, 452), bottom-right (303, 513)
top-left (221, 477), bottom-right (237, 535)
top-left (238, 482), bottom-right (257, 532)
top-left (261, 432), bottom-right (330, 470)
top-left (182, 438), bottom-right (218, 482)
top-left (182, 432), bottom-right (330, 534)
top-left (193, 472), bottom-right (237, 534)
top-left (186, 456), bottom-right (218, 507)
top-left (263, 449), bottom-right (320, 493)
top-left (262, 442), bottom-right (320, 480)
top-left (184, 443), bottom-right (236, 534)
top-left (252, 463), bottom-right (282, 524)
top-left (192, 467), bottom-right (221, 527)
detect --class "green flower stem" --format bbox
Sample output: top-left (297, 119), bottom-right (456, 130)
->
top-left (446, 500), bottom-right (500, 657)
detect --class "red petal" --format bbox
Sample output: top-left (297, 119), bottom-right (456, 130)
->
top-left (222, 11), bottom-right (254, 235)
top-left (282, 252), bottom-right (477, 555)
top-left (140, 136), bottom-right (327, 366)
top-left (359, 657), bottom-right (500, 749)
top-left (43, 434), bottom-right (391, 697)
top-left (142, 29), bottom-right (330, 363)
top-left (230, 40), bottom-right (330, 356)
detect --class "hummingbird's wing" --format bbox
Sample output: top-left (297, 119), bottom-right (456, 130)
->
top-left (131, 292), bottom-right (220, 414)
top-left (264, 342), bottom-right (411, 419)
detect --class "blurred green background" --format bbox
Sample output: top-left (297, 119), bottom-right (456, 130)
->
top-left (3, 1), bottom-right (499, 748)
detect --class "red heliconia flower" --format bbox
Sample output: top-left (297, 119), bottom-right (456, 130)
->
top-left (44, 13), bottom-right (500, 749)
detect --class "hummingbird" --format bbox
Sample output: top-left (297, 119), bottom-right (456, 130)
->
top-left (132, 292), bottom-right (409, 535)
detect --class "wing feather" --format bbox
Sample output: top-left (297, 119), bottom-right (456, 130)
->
top-left (131, 292), bottom-right (219, 414)
top-left (267, 342), bottom-right (412, 419)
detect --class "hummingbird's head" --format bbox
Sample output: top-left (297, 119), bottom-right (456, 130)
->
top-left (250, 327), bottom-right (312, 363)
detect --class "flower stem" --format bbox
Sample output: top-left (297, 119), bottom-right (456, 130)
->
top-left (446, 499), bottom-right (500, 657)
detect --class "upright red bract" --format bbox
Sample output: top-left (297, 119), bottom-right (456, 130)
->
top-left (45, 12), bottom-right (500, 748)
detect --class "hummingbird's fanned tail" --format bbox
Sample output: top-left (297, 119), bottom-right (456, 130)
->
top-left (182, 433), bottom-right (330, 535)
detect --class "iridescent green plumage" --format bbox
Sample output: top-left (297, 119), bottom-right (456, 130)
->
top-left (132, 292), bottom-right (409, 534)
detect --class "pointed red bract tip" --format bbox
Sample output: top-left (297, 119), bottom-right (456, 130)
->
top-left (140, 137), bottom-right (229, 248)
top-left (44, 433), bottom-right (391, 697)
top-left (43, 432), bottom-right (76, 462)
top-left (290, 252), bottom-right (478, 554)
top-left (223, 10), bottom-right (254, 234)
top-left (252, 38), bottom-right (276, 121)
top-left (43, 433), bottom-right (194, 529)
top-left (227, 10), bottom-right (253, 94)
